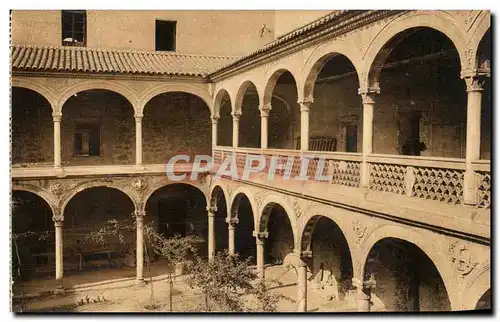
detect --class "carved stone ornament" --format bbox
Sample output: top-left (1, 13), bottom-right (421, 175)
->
top-left (448, 241), bottom-right (478, 277)
top-left (351, 220), bottom-right (367, 243)
top-left (49, 183), bottom-right (64, 196)
top-left (226, 184), bottom-right (236, 200)
top-left (132, 178), bottom-right (148, 192)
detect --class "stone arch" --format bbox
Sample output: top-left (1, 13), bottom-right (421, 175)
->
top-left (57, 80), bottom-right (139, 113)
top-left (11, 78), bottom-right (57, 109)
top-left (234, 80), bottom-right (260, 114)
top-left (209, 183), bottom-right (229, 209)
top-left (60, 181), bottom-right (137, 217)
top-left (466, 11), bottom-right (491, 71)
top-left (229, 187), bottom-right (257, 222)
top-left (258, 195), bottom-right (297, 246)
top-left (360, 11), bottom-right (468, 89)
top-left (301, 39), bottom-right (363, 101)
top-left (141, 180), bottom-right (209, 213)
top-left (139, 83), bottom-right (212, 116)
top-left (460, 263), bottom-right (490, 310)
top-left (262, 67), bottom-right (301, 106)
top-left (11, 184), bottom-right (58, 217)
top-left (356, 224), bottom-right (459, 309)
top-left (213, 88), bottom-right (234, 116)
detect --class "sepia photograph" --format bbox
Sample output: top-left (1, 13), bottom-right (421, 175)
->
top-left (7, 4), bottom-right (492, 314)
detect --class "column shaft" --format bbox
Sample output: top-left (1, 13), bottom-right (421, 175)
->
top-left (136, 212), bottom-right (144, 284)
top-left (297, 261), bottom-right (308, 312)
top-left (208, 213), bottom-right (215, 259)
top-left (256, 239), bottom-right (265, 279)
top-left (259, 105), bottom-right (271, 149)
top-left (211, 117), bottom-right (219, 148)
top-left (232, 112), bottom-right (241, 148)
top-left (135, 116), bottom-right (143, 165)
top-left (359, 89), bottom-right (378, 188)
top-left (53, 113), bottom-right (62, 168)
top-left (299, 102), bottom-right (311, 151)
top-left (54, 220), bottom-right (64, 291)
top-left (228, 225), bottom-right (235, 255)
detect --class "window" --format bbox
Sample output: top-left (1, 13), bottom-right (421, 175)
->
top-left (74, 120), bottom-right (100, 157)
top-left (155, 20), bottom-right (176, 51)
top-left (345, 124), bottom-right (358, 153)
top-left (62, 10), bottom-right (86, 47)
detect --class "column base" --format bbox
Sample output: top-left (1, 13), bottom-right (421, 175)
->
top-left (135, 278), bottom-right (146, 286)
top-left (54, 287), bottom-right (65, 295)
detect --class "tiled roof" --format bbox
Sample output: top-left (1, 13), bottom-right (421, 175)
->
top-left (11, 45), bottom-right (238, 77)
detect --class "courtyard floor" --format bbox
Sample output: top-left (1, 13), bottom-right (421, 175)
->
top-left (12, 260), bottom-right (356, 312)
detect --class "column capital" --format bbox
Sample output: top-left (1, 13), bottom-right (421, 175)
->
top-left (134, 210), bottom-right (146, 217)
top-left (134, 114), bottom-right (143, 121)
top-left (352, 274), bottom-right (376, 290)
top-left (226, 216), bottom-right (239, 226)
top-left (211, 114), bottom-right (220, 124)
top-left (259, 104), bottom-right (272, 117)
top-left (52, 112), bottom-right (62, 122)
top-left (297, 250), bottom-right (312, 260)
top-left (253, 230), bottom-right (269, 240)
top-left (206, 205), bottom-right (218, 214)
top-left (358, 87), bottom-right (380, 104)
top-left (231, 110), bottom-right (242, 121)
top-left (298, 98), bottom-right (313, 112)
top-left (53, 216), bottom-right (64, 225)
top-left (463, 73), bottom-right (487, 92)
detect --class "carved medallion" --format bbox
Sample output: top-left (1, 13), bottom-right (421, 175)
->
top-left (448, 241), bottom-right (478, 277)
top-left (132, 178), bottom-right (147, 192)
top-left (351, 220), bottom-right (367, 243)
top-left (49, 183), bottom-right (64, 196)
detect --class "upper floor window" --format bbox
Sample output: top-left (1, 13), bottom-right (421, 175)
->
top-left (156, 20), bottom-right (176, 51)
top-left (62, 10), bottom-right (86, 47)
top-left (74, 119), bottom-right (100, 157)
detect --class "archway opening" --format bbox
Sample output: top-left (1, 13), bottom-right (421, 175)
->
top-left (308, 54), bottom-right (361, 152)
top-left (370, 28), bottom-right (465, 158)
top-left (237, 82), bottom-right (261, 148)
top-left (145, 183), bottom-right (208, 257)
top-left (61, 89), bottom-right (135, 166)
top-left (303, 216), bottom-right (353, 302)
top-left (210, 186), bottom-right (228, 253)
top-left (11, 87), bottom-right (54, 165)
top-left (12, 190), bottom-right (54, 281)
top-left (363, 237), bottom-right (451, 312)
top-left (475, 288), bottom-right (491, 310)
top-left (232, 193), bottom-right (255, 263)
top-left (63, 187), bottom-right (135, 277)
top-left (143, 92), bottom-right (211, 163)
top-left (216, 90), bottom-right (233, 147)
top-left (262, 203), bottom-right (294, 265)
top-left (478, 29), bottom-right (491, 160)
top-left (267, 71), bottom-right (299, 150)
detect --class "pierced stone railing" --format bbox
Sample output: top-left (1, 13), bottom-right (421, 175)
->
top-left (304, 152), bottom-right (362, 187)
top-left (473, 160), bottom-right (491, 209)
top-left (368, 155), bottom-right (466, 205)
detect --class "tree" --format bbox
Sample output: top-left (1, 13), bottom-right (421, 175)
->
top-left (186, 251), bottom-right (290, 312)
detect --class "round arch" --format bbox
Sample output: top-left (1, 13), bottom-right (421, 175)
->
top-left (209, 184), bottom-right (229, 209)
top-left (301, 39), bottom-right (363, 101)
top-left (11, 184), bottom-right (57, 216)
top-left (360, 11), bottom-right (468, 89)
top-left (460, 263), bottom-right (490, 310)
top-left (229, 187), bottom-right (257, 222)
top-left (258, 195), bottom-right (297, 246)
top-left (142, 181), bottom-right (209, 213)
top-left (11, 79), bottom-right (56, 109)
top-left (262, 68), bottom-right (301, 106)
top-left (234, 80), bottom-right (260, 114)
top-left (213, 88), bottom-right (234, 116)
top-left (357, 224), bottom-right (458, 309)
top-left (467, 11), bottom-right (491, 70)
top-left (57, 80), bottom-right (139, 113)
top-left (139, 84), bottom-right (212, 115)
top-left (60, 182), bottom-right (137, 217)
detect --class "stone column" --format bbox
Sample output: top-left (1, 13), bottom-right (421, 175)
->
top-left (352, 274), bottom-right (376, 312)
top-left (232, 111), bottom-right (241, 148)
top-left (298, 99), bottom-right (313, 151)
top-left (226, 217), bottom-right (239, 255)
top-left (207, 206), bottom-right (217, 260)
top-left (358, 88), bottom-right (379, 188)
top-left (53, 113), bottom-right (62, 168)
top-left (211, 115), bottom-right (219, 148)
top-left (463, 74), bottom-right (485, 205)
top-left (296, 251), bottom-right (311, 312)
top-left (253, 231), bottom-right (268, 279)
top-left (135, 114), bottom-right (143, 166)
top-left (135, 210), bottom-right (145, 285)
top-left (259, 104), bottom-right (271, 149)
top-left (53, 215), bottom-right (64, 293)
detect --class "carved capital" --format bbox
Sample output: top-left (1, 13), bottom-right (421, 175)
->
top-left (226, 217), bottom-right (239, 226)
top-left (206, 205), bottom-right (218, 214)
top-left (52, 112), bottom-right (62, 122)
top-left (134, 115), bottom-right (143, 123)
top-left (253, 230), bottom-right (269, 240)
top-left (298, 250), bottom-right (312, 260)
top-left (298, 98), bottom-right (313, 112)
top-left (134, 210), bottom-right (146, 217)
top-left (358, 87), bottom-right (380, 104)
top-left (231, 111), bottom-right (242, 121)
top-left (211, 115), bottom-right (220, 124)
top-left (259, 104), bottom-right (272, 117)
top-left (463, 74), bottom-right (487, 93)
top-left (53, 215), bottom-right (64, 225)
top-left (352, 274), bottom-right (376, 290)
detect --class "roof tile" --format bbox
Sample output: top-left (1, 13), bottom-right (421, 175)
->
top-left (11, 45), bottom-right (238, 77)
